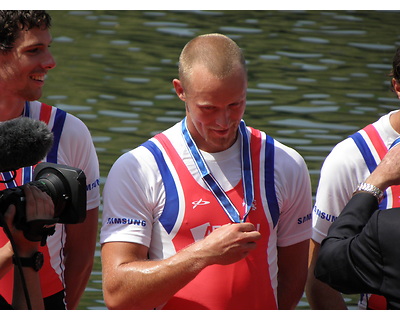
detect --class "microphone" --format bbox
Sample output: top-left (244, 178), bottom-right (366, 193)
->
top-left (0, 117), bottom-right (54, 172)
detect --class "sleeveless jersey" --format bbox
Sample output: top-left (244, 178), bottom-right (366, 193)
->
top-left (350, 123), bottom-right (400, 310)
top-left (142, 126), bottom-right (279, 309)
top-left (0, 102), bottom-right (67, 303)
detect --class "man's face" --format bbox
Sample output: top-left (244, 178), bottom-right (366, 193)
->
top-left (0, 27), bottom-right (56, 105)
top-left (174, 65), bottom-right (247, 153)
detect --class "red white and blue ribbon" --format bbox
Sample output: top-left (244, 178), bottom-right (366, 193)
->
top-left (181, 118), bottom-right (253, 223)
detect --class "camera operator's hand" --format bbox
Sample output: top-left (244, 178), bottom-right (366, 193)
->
top-left (1, 185), bottom-right (54, 309)
top-left (5, 185), bottom-right (54, 255)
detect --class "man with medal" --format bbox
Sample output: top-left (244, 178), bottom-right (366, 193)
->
top-left (100, 33), bottom-right (312, 310)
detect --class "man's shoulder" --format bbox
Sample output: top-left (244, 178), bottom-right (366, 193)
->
top-left (27, 101), bottom-right (92, 147)
top-left (269, 136), bottom-right (307, 165)
top-left (323, 136), bottom-right (361, 167)
top-left (31, 100), bottom-right (82, 118)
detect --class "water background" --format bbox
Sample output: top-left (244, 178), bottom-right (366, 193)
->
top-left (44, 10), bottom-right (400, 309)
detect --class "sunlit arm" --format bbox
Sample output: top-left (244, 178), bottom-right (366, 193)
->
top-left (277, 240), bottom-right (309, 309)
top-left (0, 242), bottom-right (13, 279)
top-left (102, 222), bottom-right (261, 310)
top-left (102, 239), bottom-right (218, 310)
top-left (305, 239), bottom-right (347, 309)
top-left (64, 207), bottom-right (98, 309)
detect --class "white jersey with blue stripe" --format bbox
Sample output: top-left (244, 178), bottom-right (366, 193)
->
top-left (100, 120), bottom-right (312, 254)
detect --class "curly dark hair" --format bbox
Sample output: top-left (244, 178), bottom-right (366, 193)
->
top-left (390, 47), bottom-right (400, 91)
top-left (0, 10), bottom-right (51, 54)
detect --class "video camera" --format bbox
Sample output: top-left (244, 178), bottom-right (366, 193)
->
top-left (0, 117), bottom-right (87, 244)
top-left (0, 163), bottom-right (87, 243)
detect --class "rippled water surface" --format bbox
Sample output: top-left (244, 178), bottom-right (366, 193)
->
top-left (44, 10), bottom-right (400, 309)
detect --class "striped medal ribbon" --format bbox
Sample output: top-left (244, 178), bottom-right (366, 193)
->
top-left (181, 117), bottom-right (254, 223)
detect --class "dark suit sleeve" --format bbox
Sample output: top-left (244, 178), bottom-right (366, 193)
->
top-left (315, 192), bottom-right (384, 294)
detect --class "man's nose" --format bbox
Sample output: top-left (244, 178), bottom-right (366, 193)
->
top-left (41, 51), bottom-right (56, 70)
top-left (215, 109), bottom-right (230, 128)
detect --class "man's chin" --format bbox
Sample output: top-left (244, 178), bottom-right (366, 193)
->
top-left (23, 91), bottom-right (42, 102)
top-left (206, 139), bottom-right (234, 153)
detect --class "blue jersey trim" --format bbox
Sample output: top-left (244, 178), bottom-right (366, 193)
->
top-left (47, 108), bottom-right (66, 163)
top-left (349, 132), bottom-right (388, 210)
top-left (23, 102), bottom-right (66, 164)
top-left (349, 132), bottom-right (377, 173)
top-left (141, 140), bottom-right (179, 234)
top-left (264, 135), bottom-right (279, 227)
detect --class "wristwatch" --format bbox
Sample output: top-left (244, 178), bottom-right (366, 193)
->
top-left (355, 182), bottom-right (384, 203)
top-left (12, 252), bottom-right (44, 272)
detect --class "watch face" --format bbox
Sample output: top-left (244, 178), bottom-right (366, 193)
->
top-left (13, 252), bottom-right (44, 271)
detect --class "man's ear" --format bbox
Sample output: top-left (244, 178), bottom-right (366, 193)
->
top-left (173, 79), bottom-right (186, 101)
top-left (392, 78), bottom-right (400, 99)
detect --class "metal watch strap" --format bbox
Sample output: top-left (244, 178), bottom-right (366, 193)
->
top-left (355, 182), bottom-right (384, 203)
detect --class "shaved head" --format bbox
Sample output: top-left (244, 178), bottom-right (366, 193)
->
top-left (178, 33), bottom-right (247, 88)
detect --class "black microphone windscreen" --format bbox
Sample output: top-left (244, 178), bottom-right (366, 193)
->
top-left (0, 117), bottom-right (54, 172)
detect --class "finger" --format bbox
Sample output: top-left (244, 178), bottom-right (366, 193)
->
top-left (3, 204), bottom-right (16, 228)
top-left (243, 231), bottom-right (262, 243)
top-left (42, 193), bottom-right (55, 219)
top-left (243, 241), bottom-right (258, 250)
top-left (23, 183), bottom-right (34, 204)
top-left (23, 185), bottom-right (37, 221)
top-left (23, 185), bottom-right (54, 221)
top-left (237, 222), bottom-right (257, 232)
top-left (239, 225), bottom-right (262, 242)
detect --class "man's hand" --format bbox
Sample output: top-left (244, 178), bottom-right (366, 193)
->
top-left (4, 184), bottom-right (54, 255)
top-left (365, 142), bottom-right (400, 191)
top-left (193, 222), bottom-right (261, 266)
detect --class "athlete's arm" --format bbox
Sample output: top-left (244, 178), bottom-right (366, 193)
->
top-left (59, 115), bottom-right (100, 309)
top-left (0, 241), bottom-right (13, 279)
top-left (305, 138), bottom-right (361, 309)
top-left (277, 239), bottom-right (309, 309)
top-left (102, 222), bottom-right (261, 310)
top-left (305, 239), bottom-right (347, 309)
top-left (63, 207), bottom-right (99, 309)
top-left (8, 185), bottom-right (54, 309)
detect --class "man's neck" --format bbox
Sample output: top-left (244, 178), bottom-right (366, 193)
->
top-left (0, 99), bottom-right (25, 121)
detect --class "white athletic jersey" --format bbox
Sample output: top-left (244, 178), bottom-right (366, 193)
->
top-left (313, 110), bottom-right (400, 243)
top-left (101, 120), bottom-right (312, 252)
